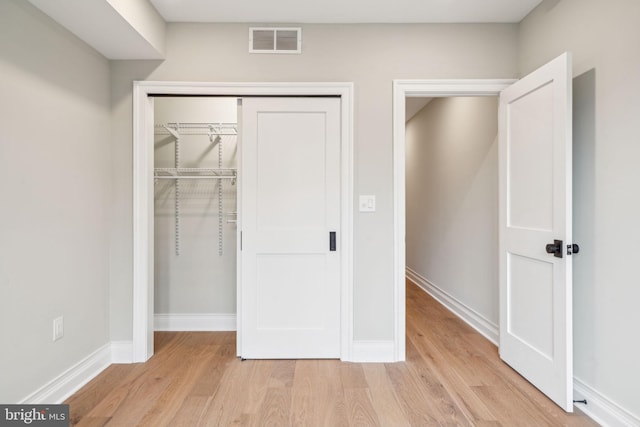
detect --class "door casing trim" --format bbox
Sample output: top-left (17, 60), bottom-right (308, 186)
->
top-left (132, 82), bottom-right (354, 362)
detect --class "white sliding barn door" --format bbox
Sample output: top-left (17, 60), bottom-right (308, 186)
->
top-left (239, 97), bottom-right (341, 359)
top-left (499, 53), bottom-right (574, 411)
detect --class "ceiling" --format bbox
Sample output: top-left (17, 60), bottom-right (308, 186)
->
top-left (151, 0), bottom-right (543, 24)
top-left (27, 0), bottom-right (543, 60)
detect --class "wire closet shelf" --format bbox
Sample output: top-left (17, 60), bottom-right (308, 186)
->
top-left (154, 122), bottom-right (238, 256)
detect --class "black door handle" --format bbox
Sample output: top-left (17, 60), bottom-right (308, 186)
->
top-left (545, 240), bottom-right (563, 258)
top-left (329, 232), bottom-right (336, 251)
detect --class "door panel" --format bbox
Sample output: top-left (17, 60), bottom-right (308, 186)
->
top-left (240, 97), bottom-right (341, 359)
top-left (508, 253), bottom-right (554, 358)
top-left (499, 52), bottom-right (573, 411)
top-left (507, 81), bottom-right (555, 231)
top-left (256, 254), bottom-right (326, 329)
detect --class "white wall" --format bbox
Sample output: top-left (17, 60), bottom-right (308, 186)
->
top-left (0, 0), bottom-right (111, 403)
top-left (109, 23), bottom-right (519, 342)
top-left (154, 97), bottom-right (237, 315)
top-left (405, 97), bottom-right (498, 326)
top-left (519, 0), bottom-right (640, 419)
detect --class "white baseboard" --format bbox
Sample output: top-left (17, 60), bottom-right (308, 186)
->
top-left (111, 341), bottom-right (133, 364)
top-left (574, 378), bottom-right (640, 427)
top-left (406, 267), bottom-right (499, 345)
top-left (19, 343), bottom-right (111, 404)
top-left (351, 341), bottom-right (396, 362)
top-left (154, 313), bottom-right (236, 331)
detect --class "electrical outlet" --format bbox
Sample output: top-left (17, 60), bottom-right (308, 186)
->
top-left (53, 316), bottom-right (64, 342)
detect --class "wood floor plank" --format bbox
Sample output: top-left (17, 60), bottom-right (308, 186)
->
top-left (361, 363), bottom-right (411, 427)
top-left (83, 365), bottom-right (149, 418)
top-left (166, 396), bottom-right (209, 427)
top-left (290, 360), bottom-right (319, 426)
top-left (136, 348), bottom-right (215, 426)
top-left (344, 388), bottom-right (382, 426)
top-left (472, 384), bottom-right (554, 427)
top-left (384, 358), bottom-right (442, 426)
top-left (241, 360), bottom-right (275, 415)
top-left (198, 358), bottom-right (255, 426)
top-left (101, 375), bottom-right (172, 426)
top-left (65, 364), bottom-right (139, 425)
top-left (340, 363), bottom-right (369, 389)
top-left (254, 386), bottom-right (292, 427)
top-left (405, 327), bottom-right (498, 424)
top-left (72, 417), bottom-right (111, 427)
top-left (267, 359), bottom-right (296, 388)
top-left (403, 338), bottom-right (474, 426)
top-left (316, 359), bottom-right (350, 427)
top-left (65, 280), bottom-right (599, 427)
top-left (187, 346), bottom-right (228, 397)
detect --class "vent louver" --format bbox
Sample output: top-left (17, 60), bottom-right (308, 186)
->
top-left (249, 27), bottom-right (301, 54)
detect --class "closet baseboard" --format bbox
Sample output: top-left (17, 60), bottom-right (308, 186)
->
top-left (154, 313), bottom-right (237, 331)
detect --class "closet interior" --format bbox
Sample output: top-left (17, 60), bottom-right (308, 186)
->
top-left (154, 97), bottom-right (238, 325)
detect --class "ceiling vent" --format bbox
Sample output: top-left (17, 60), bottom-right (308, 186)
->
top-left (249, 27), bottom-right (301, 54)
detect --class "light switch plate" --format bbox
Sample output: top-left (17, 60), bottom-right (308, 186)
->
top-left (53, 316), bottom-right (64, 342)
top-left (359, 195), bottom-right (376, 212)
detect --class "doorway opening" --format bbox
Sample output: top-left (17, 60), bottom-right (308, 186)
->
top-left (404, 95), bottom-right (500, 346)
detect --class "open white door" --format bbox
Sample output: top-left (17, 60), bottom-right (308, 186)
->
top-left (499, 52), bottom-right (574, 411)
top-left (239, 97), bottom-right (341, 359)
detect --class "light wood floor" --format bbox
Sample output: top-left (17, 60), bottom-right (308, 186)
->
top-left (66, 280), bottom-right (598, 426)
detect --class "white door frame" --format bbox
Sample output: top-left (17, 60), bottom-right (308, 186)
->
top-left (132, 81), bottom-right (354, 363)
top-left (392, 79), bottom-right (515, 360)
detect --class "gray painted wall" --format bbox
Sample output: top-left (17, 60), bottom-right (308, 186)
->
top-left (154, 98), bottom-right (237, 315)
top-left (405, 97), bottom-right (499, 325)
top-left (109, 23), bottom-right (519, 342)
top-left (0, 1), bottom-right (111, 403)
top-left (519, 0), bottom-right (640, 417)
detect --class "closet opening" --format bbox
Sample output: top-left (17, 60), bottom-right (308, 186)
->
top-left (153, 97), bottom-right (238, 340)
top-left (133, 82), bottom-right (354, 363)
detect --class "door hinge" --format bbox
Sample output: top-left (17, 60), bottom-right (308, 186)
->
top-left (240, 231), bottom-right (242, 251)
top-left (567, 243), bottom-right (580, 255)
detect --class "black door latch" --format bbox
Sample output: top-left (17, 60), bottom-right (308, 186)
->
top-left (546, 240), bottom-right (580, 257)
top-left (545, 240), bottom-right (563, 258)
